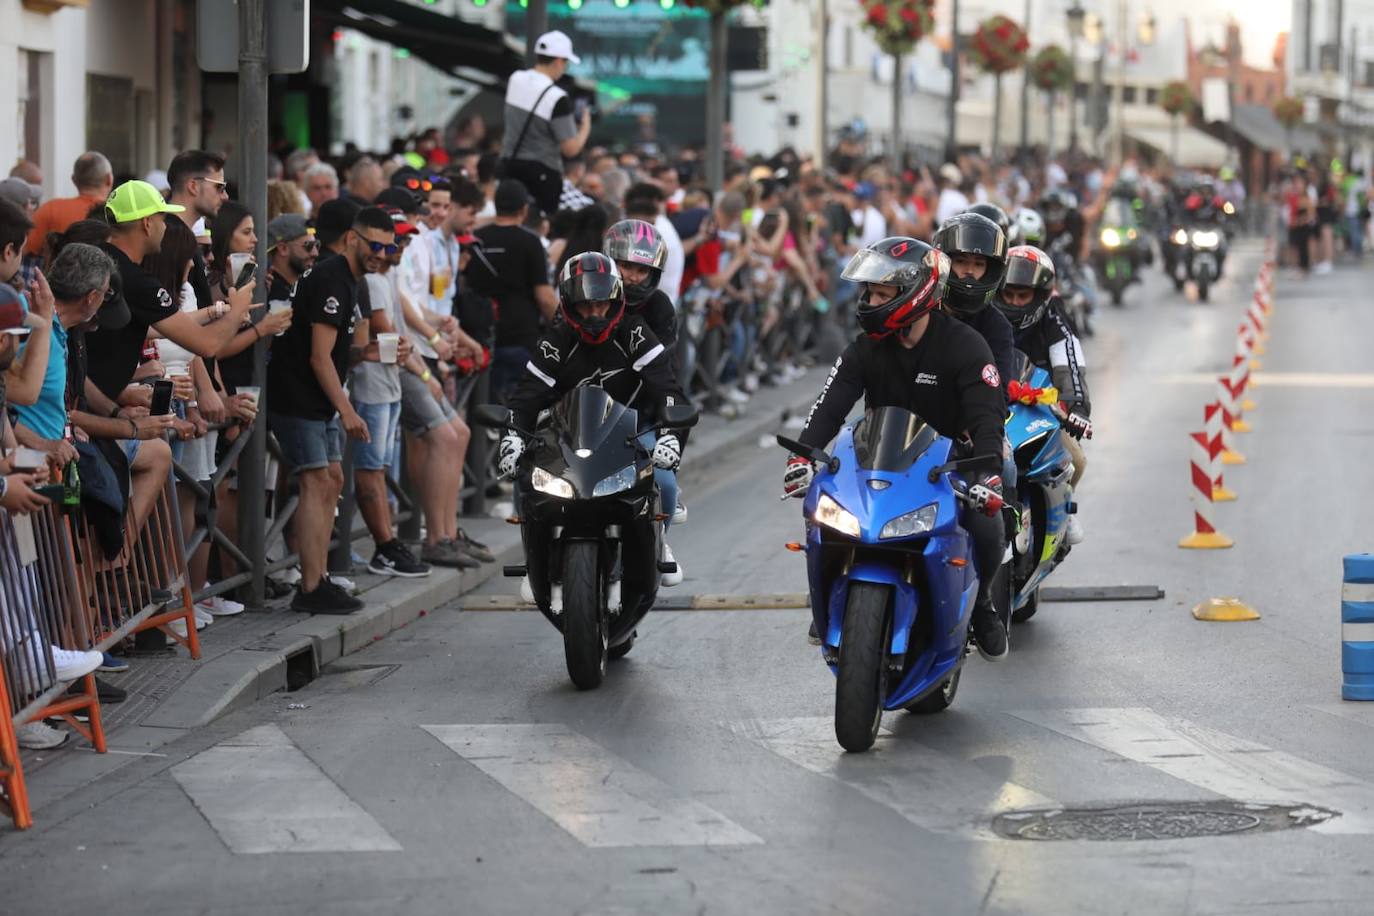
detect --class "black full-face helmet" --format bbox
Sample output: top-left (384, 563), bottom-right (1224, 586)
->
top-left (966, 203), bottom-right (1012, 238)
top-left (558, 252), bottom-right (626, 345)
top-left (995, 245), bottom-right (1057, 331)
top-left (933, 212), bottom-right (1009, 317)
top-left (1039, 188), bottom-right (1078, 228)
top-left (842, 237), bottom-right (949, 340)
top-left (602, 219), bottom-right (667, 306)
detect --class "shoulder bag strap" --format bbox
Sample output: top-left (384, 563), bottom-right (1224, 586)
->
top-left (509, 81), bottom-right (558, 162)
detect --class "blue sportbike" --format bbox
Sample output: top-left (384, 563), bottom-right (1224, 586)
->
top-left (1004, 353), bottom-right (1081, 623)
top-left (778, 407), bottom-right (1004, 752)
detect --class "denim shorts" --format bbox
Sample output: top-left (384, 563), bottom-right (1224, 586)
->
top-left (268, 412), bottom-right (342, 472)
top-left (353, 400), bottom-right (402, 470)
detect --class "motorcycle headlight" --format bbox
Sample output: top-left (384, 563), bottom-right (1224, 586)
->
top-left (592, 464), bottom-right (636, 497)
top-left (1192, 230), bottom-right (1219, 248)
top-left (880, 503), bottom-right (938, 540)
top-left (1223, 202), bottom-right (1235, 215)
top-left (813, 493), bottom-right (861, 538)
top-left (531, 466), bottom-right (576, 499)
top-left (1172, 229), bottom-right (1189, 244)
top-left (1100, 228), bottom-right (1122, 248)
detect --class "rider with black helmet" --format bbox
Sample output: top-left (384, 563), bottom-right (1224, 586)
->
top-left (995, 245), bottom-right (1091, 544)
top-left (934, 211), bottom-right (1016, 392)
top-left (786, 237), bottom-right (1012, 660)
top-left (965, 202), bottom-right (1013, 241)
top-left (1040, 188), bottom-right (1085, 260)
top-left (501, 252), bottom-right (687, 476)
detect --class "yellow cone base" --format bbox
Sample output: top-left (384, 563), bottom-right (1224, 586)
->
top-left (1179, 531), bottom-right (1235, 549)
top-left (1230, 418), bottom-right (1253, 433)
top-left (1212, 486), bottom-right (1237, 502)
top-left (1242, 398), bottom-right (1257, 411)
top-left (1191, 597), bottom-right (1260, 621)
top-left (1221, 450), bottom-right (1247, 465)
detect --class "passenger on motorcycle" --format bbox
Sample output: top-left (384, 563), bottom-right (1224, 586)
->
top-left (1010, 207), bottom-right (1046, 248)
top-left (786, 237), bottom-right (1012, 660)
top-left (994, 246), bottom-right (1091, 545)
top-left (934, 210), bottom-right (1019, 507)
top-left (602, 219), bottom-right (687, 584)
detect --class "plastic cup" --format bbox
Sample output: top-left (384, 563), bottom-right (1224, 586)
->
top-left (268, 300), bottom-right (292, 336)
top-left (12, 447), bottom-right (48, 472)
top-left (377, 332), bottom-right (400, 364)
top-left (430, 268), bottom-right (451, 300)
top-left (237, 386), bottom-right (260, 410)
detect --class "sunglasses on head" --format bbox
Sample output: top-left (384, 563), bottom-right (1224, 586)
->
top-left (366, 240), bottom-right (399, 256)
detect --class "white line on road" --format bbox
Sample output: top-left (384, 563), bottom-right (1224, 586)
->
top-left (1012, 708), bottom-right (1374, 834)
top-left (1161, 372), bottom-right (1374, 388)
top-left (732, 717), bottom-right (1055, 839)
top-left (170, 724), bottom-right (403, 854)
top-left (422, 723), bottom-right (763, 848)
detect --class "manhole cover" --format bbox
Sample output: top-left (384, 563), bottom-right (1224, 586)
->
top-left (993, 801), bottom-right (1336, 841)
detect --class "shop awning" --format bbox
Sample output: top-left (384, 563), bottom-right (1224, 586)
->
top-left (315, 0), bottom-right (526, 89)
top-left (1125, 124), bottom-right (1231, 168)
top-left (1228, 104), bottom-right (1325, 154)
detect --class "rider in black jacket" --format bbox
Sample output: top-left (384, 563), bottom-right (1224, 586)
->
top-left (788, 237), bottom-right (1012, 660)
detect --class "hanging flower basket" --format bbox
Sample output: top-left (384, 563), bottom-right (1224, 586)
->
top-left (970, 14), bottom-right (1029, 75)
top-left (1159, 81), bottom-right (1195, 117)
top-left (1031, 45), bottom-right (1074, 93)
top-left (1272, 96), bottom-right (1304, 130)
top-left (859, 0), bottom-right (936, 56)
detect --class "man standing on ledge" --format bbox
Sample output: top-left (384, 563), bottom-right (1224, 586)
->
top-left (499, 30), bottom-right (592, 218)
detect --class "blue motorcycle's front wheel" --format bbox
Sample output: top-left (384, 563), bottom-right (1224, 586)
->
top-left (835, 582), bottom-right (891, 753)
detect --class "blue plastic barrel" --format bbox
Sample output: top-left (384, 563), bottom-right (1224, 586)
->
top-left (1342, 554), bottom-right (1374, 700)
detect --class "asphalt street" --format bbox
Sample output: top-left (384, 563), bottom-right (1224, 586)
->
top-left (6, 241), bottom-right (1374, 916)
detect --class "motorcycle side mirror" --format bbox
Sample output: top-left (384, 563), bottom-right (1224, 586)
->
top-left (660, 404), bottom-right (700, 429)
top-left (927, 455), bottom-right (1000, 483)
top-left (470, 404), bottom-right (514, 430)
top-left (776, 434), bottom-right (838, 472)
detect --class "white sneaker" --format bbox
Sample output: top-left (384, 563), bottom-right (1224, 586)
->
top-left (51, 646), bottom-right (103, 682)
top-left (328, 574), bottom-right (358, 595)
top-left (200, 595), bottom-right (245, 616)
top-left (16, 721), bottom-right (68, 750)
top-left (280, 566), bottom-right (302, 586)
top-left (1065, 514), bottom-right (1085, 545)
top-left (607, 580), bottom-right (621, 612)
top-left (193, 605), bottom-right (215, 628)
top-left (167, 614), bottom-right (209, 639)
top-left (520, 575), bottom-right (535, 604)
top-left (725, 387), bottom-right (750, 404)
top-left (671, 500), bottom-right (688, 525)
top-left (742, 373), bottom-right (760, 394)
top-left (660, 542), bottom-right (684, 587)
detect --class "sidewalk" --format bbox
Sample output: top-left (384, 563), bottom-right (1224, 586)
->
top-left (18, 368), bottom-right (829, 812)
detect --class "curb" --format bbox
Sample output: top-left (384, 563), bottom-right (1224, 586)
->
top-left (145, 373), bottom-right (825, 732)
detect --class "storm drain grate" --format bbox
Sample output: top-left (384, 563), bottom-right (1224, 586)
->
top-left (993, 801), bottom-right (1336, 841)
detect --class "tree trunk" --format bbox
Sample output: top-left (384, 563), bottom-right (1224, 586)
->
top-left (991, 72), bottom-right (1003, 159)
top-left (706, 11), bottom-right (729, 192)
top-left (1046, 90), bottom-right (1056, 161)
top-left (891, 50), bottom-right (902, 170)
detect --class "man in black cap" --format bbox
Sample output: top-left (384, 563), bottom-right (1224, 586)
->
top-left (465, 179), bottom-right (556, 398)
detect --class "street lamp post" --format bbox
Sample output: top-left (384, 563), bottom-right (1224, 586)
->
top-left (1019, 0), bottom-right (1031, 158)
top-left (946, 0), bottom-right (960, 161)
top-left (1066, 0), bottom-right (1085, 153)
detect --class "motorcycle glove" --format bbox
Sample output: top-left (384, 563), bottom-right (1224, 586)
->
top-left (652, 434), bottom-right (682, 470)
top-left (967, 473), bottom-right (1005, 517)
top-left (498, 433), bottom-right (524, 479)
top-left (782, 456), bottom-right (815, 499)
top-left (1061, 409), bottom-right (1093, 441)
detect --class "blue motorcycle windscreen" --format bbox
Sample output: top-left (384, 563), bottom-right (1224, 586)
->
top-left (551, 387), bottom-right (636, 453)
top-left (852, 407), bottom-right (937, 472)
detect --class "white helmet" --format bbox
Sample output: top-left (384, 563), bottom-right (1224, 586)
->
top-left (1011, 208), bottom-right (1046, 247)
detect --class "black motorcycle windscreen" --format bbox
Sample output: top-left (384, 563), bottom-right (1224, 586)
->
top-left (551, 387), bottom-right (639, 454)
top-left (852, 407), bottom-right (937, 471)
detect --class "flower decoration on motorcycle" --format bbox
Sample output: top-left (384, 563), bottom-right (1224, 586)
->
top-left (859, 0), bottom-right (937, 55)
top-left (1006, 380), bottom-right (1060, 406)
top-left (970, 14), bottom-right (1030, 74)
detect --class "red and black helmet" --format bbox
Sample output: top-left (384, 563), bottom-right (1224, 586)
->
top-left (558, 252), bottom-right (626, 345)
top-left (842, 237), bottom-right (949, 340)
top-left (996, 245), bottom-right (1057, 330)
top-left (602, 219), bottom-right (666, 306)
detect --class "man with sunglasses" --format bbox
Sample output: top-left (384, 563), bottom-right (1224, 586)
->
top-left (268, 206), bottom-right (398, 615)
top-left (267, 214), bottom-right (319, 300)
top-left (166, 151), bottom-right (230, 323)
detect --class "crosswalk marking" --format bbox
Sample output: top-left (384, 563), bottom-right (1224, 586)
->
top-left (422, 723), bottom-right (763, 848)
top-left (732, 717), bottom-right (1055, 839)
top-left (1012, 708), bottom-right (1374, 835)
top-left (171, 724), bottom-right (403, 854)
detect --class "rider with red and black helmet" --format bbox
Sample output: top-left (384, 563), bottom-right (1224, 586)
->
top-left (502, 252), bottom-right (687, 451)
top-left (602, 219), bottom-right (678, 348)
top-left (786, 237), bottom-right (1012, 660)
top-left (934, 211), bottom-right (1017, 396)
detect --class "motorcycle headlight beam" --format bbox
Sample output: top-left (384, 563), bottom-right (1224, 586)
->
top-left (880, 503), bottom-right (938, 540)
top-left (1172, 229), bottom-right (1189, 244)
top-left (531, 466), bottom-right (576, 499)
top-left (592, 464), bottom-right (637, 497)
top-left (813, 493), bottom-right (861, 538)
top-left (1191, 230), bottom-right (1220, 248)
top-left (1100, 228), bottom-right (1122, 248)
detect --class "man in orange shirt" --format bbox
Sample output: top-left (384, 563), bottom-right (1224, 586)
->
top-left (24, 152), bottom-right (113, 256)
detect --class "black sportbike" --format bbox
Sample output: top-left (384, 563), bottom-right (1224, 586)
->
top-left (473, 388), bottom-right (697, 690)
